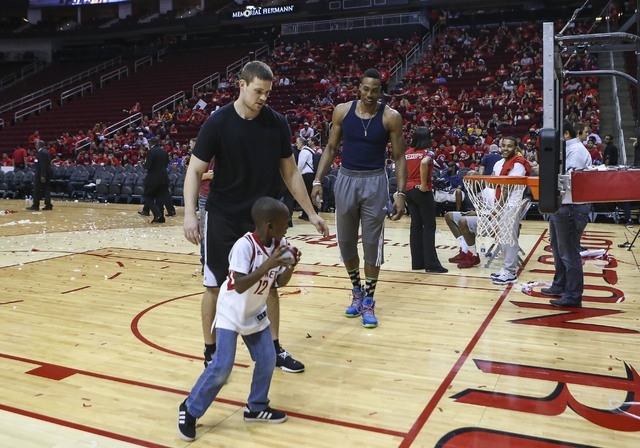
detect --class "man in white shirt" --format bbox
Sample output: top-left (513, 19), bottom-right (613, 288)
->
top-left (299, 122), bottom-right (314, 139)
top-left (490, 136), bottom-right (531, 285)
top-left (295, 137), bottom-right (316, 220)
top-left (542, 122), bottom-right (592, 307)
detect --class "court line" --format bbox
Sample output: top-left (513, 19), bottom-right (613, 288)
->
top-left (0, 351), bottom-right (408, 440)
top-left (398, 229), bottom-right (548, 447)
top-left (0, 402), bottom-right (170, 448)
top-left (130, 293), bottom-right (251, 368)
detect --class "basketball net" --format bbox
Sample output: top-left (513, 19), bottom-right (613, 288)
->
top-left (463, 175), bottom-right (529, 247)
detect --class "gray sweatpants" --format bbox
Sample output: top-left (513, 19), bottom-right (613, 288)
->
top-left (334, 166), bottom-right (389, 267)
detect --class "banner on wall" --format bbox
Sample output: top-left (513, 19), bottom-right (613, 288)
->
top-left (227, 4), bottom-right (297, 20)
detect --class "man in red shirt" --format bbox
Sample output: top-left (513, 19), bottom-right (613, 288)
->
top-left (13, 145), bottom-right (28, 170)
top-left (28, 131), bottom-right (41, 149)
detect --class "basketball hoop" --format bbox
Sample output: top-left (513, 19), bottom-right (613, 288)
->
top-left (463, 175), bottom-right (539, 246)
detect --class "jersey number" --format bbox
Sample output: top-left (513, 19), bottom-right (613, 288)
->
top-left (254, 279), bottom-right (269, 295)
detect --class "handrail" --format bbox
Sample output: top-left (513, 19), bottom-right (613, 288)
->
top-left (75, 112), bottom-right (142, 153)
top-left (100, 66), bottom-right (129, 88)
top-left (21, 60), bottom-right (47, 78)
top-left (0, 73), bottom-right (17, 91)
top-left (61, 82), bottom-right (93, 105)
top-left (0, 60), bottom-right (48, 92)
top-left (227, 56), bottom-right (250, 82)
top-left (254, 44), bottom-right (269, 61)
top-left (14, 99), bottom-right (52, 123)
top-left (193, 72), bottom-right (220, 98)
top-left (157, 47), bottom-right (168, 62)
top-left (135, 55), bottom-right (153, 72)
top-left (0, 57), bottom-right (121, 115)
top-left (605, 21), bottom-right (627, 165)
top-left (152, 91), bottom-right (185, 116)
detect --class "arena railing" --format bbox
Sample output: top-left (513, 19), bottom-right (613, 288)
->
top-left (75, 112), bottom-right (142, 153)
top-left (60, 82), bottom-right (93, 105)
top-left (14, 99), bottom-right (52, 123)
top-left (0, 57), bottom-right (121, 115)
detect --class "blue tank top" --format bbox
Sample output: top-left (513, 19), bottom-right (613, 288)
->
top-left (341, 100), bottom-right (388, 170)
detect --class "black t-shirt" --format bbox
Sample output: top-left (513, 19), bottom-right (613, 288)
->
top-left (193, 102), bottom-right (292, 221)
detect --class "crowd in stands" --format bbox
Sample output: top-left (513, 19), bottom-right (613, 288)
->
top-left (2, 20), bottom-right (609, 204)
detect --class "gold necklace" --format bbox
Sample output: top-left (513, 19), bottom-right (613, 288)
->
top-left (359, 101), bottom-right (380, 137)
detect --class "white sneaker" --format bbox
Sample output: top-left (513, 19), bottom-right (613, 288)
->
top-left (490, 268), bottom-right (508, 279)
top-left (492, 270), bottom-right (518, 285)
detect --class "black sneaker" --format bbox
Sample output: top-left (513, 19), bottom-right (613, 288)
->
top-left (540, 287), bottom-right (563, 297)
top-left (243, 405), bottom-right (288, 423)
top-left (275, 346), bottom-right (304, 373)
top-left (42, 204), bottom-right (53, 210)
top-left (550, 297), bottom-right (582, 308)
top-left (177, 401), bottom-right (197, 441)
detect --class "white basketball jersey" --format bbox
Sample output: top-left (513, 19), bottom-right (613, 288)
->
top-left (214, 232), bottom-right (287, 335)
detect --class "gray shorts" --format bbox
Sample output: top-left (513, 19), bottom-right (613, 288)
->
top-left (334, 166), bottom-right (388, 266)
top-left (450, 211), bottom-right (478, 234)
top-left (434, 189), bottom-right (464, 203)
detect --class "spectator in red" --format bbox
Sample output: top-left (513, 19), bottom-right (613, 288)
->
top-left (1, 153), bottom-right (14, 166)
top-left (124, 102), bottom-right (141, 115)
top-left (521, 128), bottom-right (539, 147)
top-left (435, 142), bottom-right (452, 167)
top-left (13, 144), bottom-right (28, 170)
top-left (28, 131), bottom-right (41, 149)
top-left (586, 137), bottom-right (603, 164)
top-left (25, 149), bottom-right (36, 165)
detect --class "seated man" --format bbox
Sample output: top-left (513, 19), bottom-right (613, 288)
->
top-left (444, 210), bottom-right (480, 269)
top-left (433, 164), bottom-right (465, 211)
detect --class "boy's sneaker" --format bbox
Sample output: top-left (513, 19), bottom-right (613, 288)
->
top-left (345, 287), bottom-right (365, 317)
top-left (276, 346), bottom-right (305, 373)
top-left (243, 405), bottom-right (288, 423)
top-left (457, 252), bottom-right (480, 269)
top-left (492, 270), bottom-right (518, 285)
top-left (490, 268), bottom-right (508, 279)
top-left (177, 401), bottom-right (197, 441)
top-left (448, 250), bottom-right (466, 263)
top-left (361, 296), bottom-right (378, 328)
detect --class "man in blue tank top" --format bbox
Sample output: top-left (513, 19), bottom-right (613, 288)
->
top-left (311, 68), bottom-right (407, 328)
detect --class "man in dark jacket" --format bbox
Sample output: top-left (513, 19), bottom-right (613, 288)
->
top-left (143, 137), bottom-right (172, 223)
top-left (27, 140), bottom-right (53, 211)
top-left (603, 134), bottom-right (619, 166)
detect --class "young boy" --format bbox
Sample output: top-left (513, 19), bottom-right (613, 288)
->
top-left (178, 197), bottom-right (300, 441)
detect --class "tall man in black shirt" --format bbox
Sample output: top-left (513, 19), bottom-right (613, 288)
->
top-left (183, 61), bottom-right (329, 373)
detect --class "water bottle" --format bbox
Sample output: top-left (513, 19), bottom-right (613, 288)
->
top-left (480, 243), bottom-right (486, 258)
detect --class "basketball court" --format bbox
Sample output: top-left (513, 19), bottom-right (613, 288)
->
top-left (1, 199), bottom-right (639, 447)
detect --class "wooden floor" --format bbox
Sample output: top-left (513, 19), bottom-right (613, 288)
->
top-left (1, 199), bottom-right (639, 448)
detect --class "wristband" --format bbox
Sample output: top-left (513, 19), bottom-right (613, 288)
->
top-left (312, 180), bottom-right (322, 186)
top-left (396, 191), bottom-right (406, 198)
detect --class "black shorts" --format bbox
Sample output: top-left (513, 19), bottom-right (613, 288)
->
top-left (203, 211), bottom-right (255, 288)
